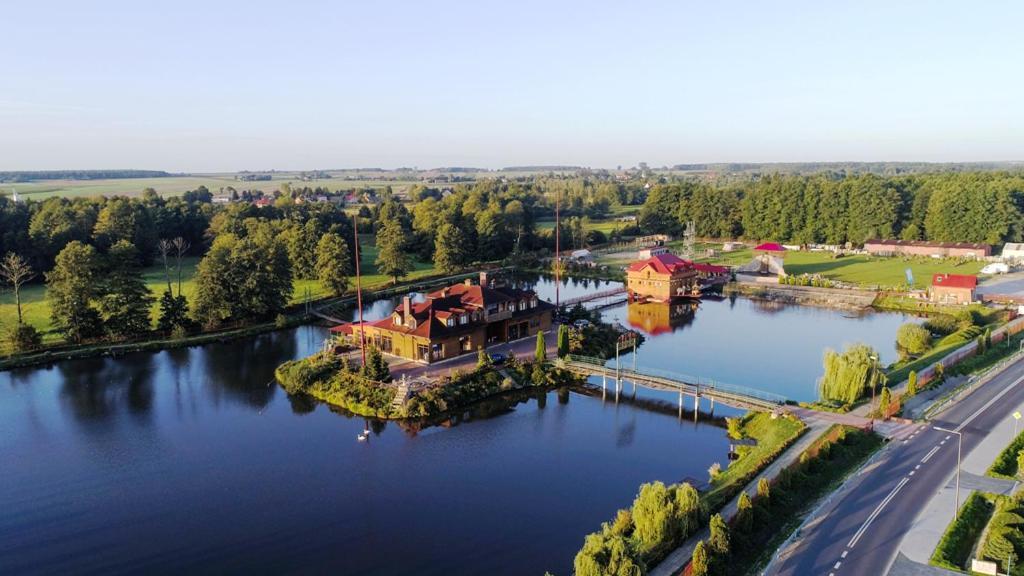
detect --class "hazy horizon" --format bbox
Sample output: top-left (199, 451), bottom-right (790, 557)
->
top-left (4, 0), bottom-right (1023, 172)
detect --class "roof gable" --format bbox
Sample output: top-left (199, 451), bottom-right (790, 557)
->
top-left (931, 273), bottom-right (977, 289)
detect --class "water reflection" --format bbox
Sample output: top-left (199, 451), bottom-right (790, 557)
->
top-left (58, 355), bottom-right (154, 422)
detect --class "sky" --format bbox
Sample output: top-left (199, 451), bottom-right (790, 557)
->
top-left (1, 0), bottom-right (1022, 172)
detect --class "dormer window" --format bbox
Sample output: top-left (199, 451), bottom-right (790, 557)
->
top-left (393, 314), bottom-right (402, 326)
top-left (530, 298), bottom-right (537, 308)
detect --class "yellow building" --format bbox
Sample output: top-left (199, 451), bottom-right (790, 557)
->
top-left (336, 274), bottom-right (553, 363)
top-left (626, 253), bottom-right (700, 302)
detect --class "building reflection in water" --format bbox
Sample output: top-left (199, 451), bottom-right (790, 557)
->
top-left (626, 301), bottom-right (698, 336)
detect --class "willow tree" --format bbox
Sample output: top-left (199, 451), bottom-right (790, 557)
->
top-left (818, 344), bottom-right (880, 404)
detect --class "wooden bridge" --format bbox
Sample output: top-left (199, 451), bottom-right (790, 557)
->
top-left (561, 355), bottom-right (787, 412)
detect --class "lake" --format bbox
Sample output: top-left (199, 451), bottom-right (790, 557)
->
top-left (0, 274), bottom-right (914, 574)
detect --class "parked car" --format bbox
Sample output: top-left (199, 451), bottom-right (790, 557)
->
top-left (981, 262), bottom-right (1009, 274)
top-left (573, 319), bottom-right (592, 330)
top-left (489, 352), bottom-right (508, 365)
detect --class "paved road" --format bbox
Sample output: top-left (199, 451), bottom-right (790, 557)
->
top-left (770, 356), bottom-right (1024, 576)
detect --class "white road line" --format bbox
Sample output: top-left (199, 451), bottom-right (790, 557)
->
top-left (848, 477), bottom-right (910, 548)
top-left (921, 446), bottom-right (941, 463)
top-left (841, 550), bottom-right (848, 558)
top-left (909, 470), bottom-right (915, 476)
top-left (834, 561), bottom-right (842, 569)
top-left (954, 373), bottom-right (1024, 432)
top-left (940, 440), bottom-right (946, 445)
top-left (944, 435), bottom-right (951, 440)
top-left (915, 464), bottom-right (921, 470)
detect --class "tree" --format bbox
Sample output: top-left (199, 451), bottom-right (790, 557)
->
top-left (97, 240), bottom-right (154, 339)
top-left (0, 252), bottom-right (34, 324)
top-left (535, 330), bottom-right (546, 362)
top-left (708, 513), bottom-right (730, 559)
top-left (757, 477), bottom-right (771, 501)
top-left (316, 232), bottom-right (352, 297)
top-left (7, 323), bottom-right (42, 352)
top-left (362, 346), bottom-right (391, 382)
top-left (907, 370), bottom-right (918, 397)
top-left (818, 344), bottom-right (880, 404)
top-left (46, 241), bottom-right (102, 343)
top-left (879, 386), bottom-right (893, 420)
top-left (157, 289), bottom-right (191, 334)
top-left (673, 482), bottom-right (704, 537)
top-left (557, 324), bottom-right (570, 357)
top-left (477, 347), bottom-right (491, 369)
top-left (736, 492), bottom-right (754, 533)
top-left (433, 222), bottom-right (468, 274)
top-left (573, 532), bottom-right (643, 576)
top-left (726, 417), bottom-right (743, 440)
top-left (691, 541), bottom-right (710, 576)
top-left (375, 220), bottom-right (412, 283)
top-left (1017, 449), bottom-right (1024, 480)
top-left (896, 323), bottom-right (932, 356)
top-left (631, 481), bottom-right (677, 555)
top-left (172, 236), bottom-right (190, 295)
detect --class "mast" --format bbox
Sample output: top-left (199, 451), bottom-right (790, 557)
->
top-left (555, 189), bottom-right (560, 310)
top-left (352, 214), bottom-right (366, 366)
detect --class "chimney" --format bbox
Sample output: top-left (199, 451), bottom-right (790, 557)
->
top-left (403, 296), bottom-right (412, 326)
top-left (440, 287), bottom-right (448, 298)
top-left (479, 271), bottom-right (488, 288)
top-left (465, 278), bottom-right (472, 286)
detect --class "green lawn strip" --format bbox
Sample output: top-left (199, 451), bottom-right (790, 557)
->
top-left (931, 491), bottom-right (997, 572)
top-left (987, 430), bottom-right (1024, 480)
top-left (703, 412), bottom-right (807, 511)
top-left (734, 425), bottom-right (884, 575)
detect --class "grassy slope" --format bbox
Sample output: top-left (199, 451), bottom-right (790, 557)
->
top-left (0, 235), bottom-right (437, 347)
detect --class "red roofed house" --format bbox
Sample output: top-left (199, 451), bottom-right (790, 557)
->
top-left (334, 272), bottom-right (553, 363)
top-left (930, 274), bottom-right (977, 305)
top-left (626, 253), bottom-right (700, 302)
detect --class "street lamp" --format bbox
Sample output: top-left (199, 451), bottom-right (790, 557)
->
top-left (934, 426), bottom-right (963, 520)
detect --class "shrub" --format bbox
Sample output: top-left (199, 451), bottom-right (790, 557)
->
top-left (708, 462), bottom-right (722, 481)
top-left (931, 492), bottom-right (995, 571)
top-left (988, 431), bottom-right (1024, 479)
top-left (896, 322), bottom-right (932, 356)
top-left (275, 313), bottom-right (289, 329)
top-left (906, 370), bottom-right (918, 397)
top-left (8, 323), bottom-right (42, 352)
top-left (726, 417), bottom-right (743, 440)
top-left (924, 314), bottom-right (959, 336)
top-left (818, 344), bottom-right (880, 404)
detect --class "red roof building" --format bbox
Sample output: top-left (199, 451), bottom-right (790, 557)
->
top-left (930, 273), bottom-right (977, 304)
top-left (754, 242), bottom-right (786, 253)
top-left (626, 254), bottom-right (700, 302)
top-left (333, 273), bottom-right (553, 363)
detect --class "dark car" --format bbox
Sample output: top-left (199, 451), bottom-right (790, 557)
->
top-left (489, 352), bottom-right (508, 365)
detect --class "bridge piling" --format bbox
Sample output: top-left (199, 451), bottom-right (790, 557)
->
top-left (678, 389), bottom-right (683, 418)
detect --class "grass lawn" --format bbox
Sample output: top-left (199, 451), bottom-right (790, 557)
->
top-left (0, 235), bottom-right (437, 351)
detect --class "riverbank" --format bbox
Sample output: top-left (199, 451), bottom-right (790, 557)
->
top-left (0, 267), bottom-right (500, 372)
top-left (724, 282), bottom-right (878, 310)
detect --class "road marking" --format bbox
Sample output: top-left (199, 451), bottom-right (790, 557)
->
top-left (940, 440), bottom-right (946, 445)
top-left (945, 435), bottom-right (951, 440)
top-left (909, 470), bottom-right (915, 476)
top-left (954, 373), bottom-right (1024, 432)
top-left (921, 446), bottom-right (941, 463)
top-left (834, 561), bottom-right (842, 569)
top-left (848, 477), bottom-right (910, 548)
top-left (841, 550), bottom-right (848, 558)
top-left (915, 464), bottom-right (921, 470)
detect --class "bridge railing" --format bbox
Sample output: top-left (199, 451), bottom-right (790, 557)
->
top-left (564, 355), bottom-right (786, 406)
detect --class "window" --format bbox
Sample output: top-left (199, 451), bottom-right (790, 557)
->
top-left (460, 314), bottom-right (468, 325)
top-left (518, 300), bottom-right (527, 311)
top-left (380, 336), bottom-right (393, 353)
top-left (416, 344), bottom-right (430, 361)
top-left (393, 314), bottom-right (402, 326)
top-left (446, 318), bottom-right (454, 327)
top-left (530, 298), bottom-right (537, 308)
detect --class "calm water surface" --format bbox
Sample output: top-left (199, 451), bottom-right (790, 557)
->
top-left (0, 326), bottom-right (729, 576)
top-left (0, 274), bottom-right (913, 574)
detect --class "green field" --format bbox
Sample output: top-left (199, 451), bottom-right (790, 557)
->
top-left (0, 235), bottom-right (437, 350)
top-left (1, 173), bottom-right (420, 200)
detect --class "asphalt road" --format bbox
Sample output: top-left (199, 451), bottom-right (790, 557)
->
top-left (770, 357), bottom-right (1024, 576)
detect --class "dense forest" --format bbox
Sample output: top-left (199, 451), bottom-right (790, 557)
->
top-left (0, 169), bottom-right (173, 182)
top-left (3, 169), bottom-right (1024, 352)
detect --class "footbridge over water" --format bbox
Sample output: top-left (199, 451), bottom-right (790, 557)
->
top-left (561, 355), bottom-right (788, 412)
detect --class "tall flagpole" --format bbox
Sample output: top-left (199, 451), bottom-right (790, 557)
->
top-left (555, 190), bottom-right (560, 311)
top-left (353, 214), bottom-right (366, 366)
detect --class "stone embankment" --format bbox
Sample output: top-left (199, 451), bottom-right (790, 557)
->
top-left (726, 282), bottom-right (878, 310)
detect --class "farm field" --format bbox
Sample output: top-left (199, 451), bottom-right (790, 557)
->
top-left (0, 235), bottom-right (437, 350)
top-left (1, 173), bottom-right (420, 200)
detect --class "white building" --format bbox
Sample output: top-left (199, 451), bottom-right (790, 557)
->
top-left (1001, 243), bottom-right (1024, 262)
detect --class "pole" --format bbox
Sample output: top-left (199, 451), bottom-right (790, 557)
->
top-left (352, 215), bottom-right (366, 367)
top-left (554, 189), bottom-right (560, 311)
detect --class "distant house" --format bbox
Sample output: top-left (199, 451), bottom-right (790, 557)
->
top-left (253, 197), bottom-right (273, 208)
top-left (638, 246), bottom-right (669, 260)
top-left (1001, 243), bottom-right (1024, 262)
top-left (930, 274), bottom-right (977, 304)
top-left (864, 239), bottom-right (990, 259)
top-left (569, 249), bottom-right (594, 264)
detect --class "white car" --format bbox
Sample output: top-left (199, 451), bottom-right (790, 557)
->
top-left (981, 263), bottom-right (1009, 274)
